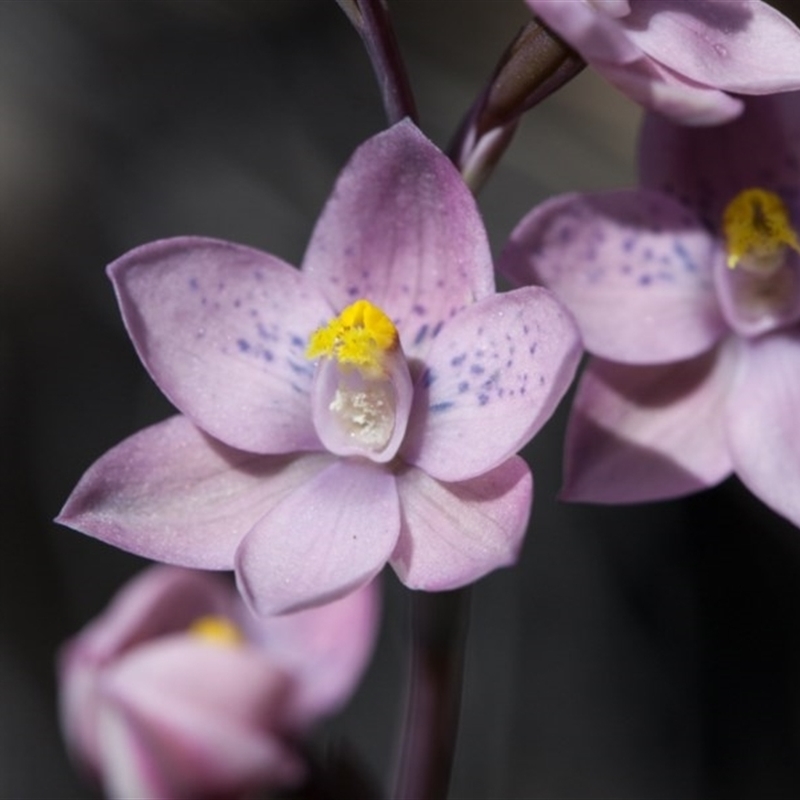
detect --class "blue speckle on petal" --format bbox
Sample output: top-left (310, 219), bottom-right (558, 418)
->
top-left (430, 401), bottom-right (454, 413)
top-left (450, 353), bottom-right (467, 367)
top-left (414, 324), bottom-right (428, 346)
top-left (458, 381), bottom-right (470, 394)
top-left (236, 338), bottom-right (251, 353)
top-left (287, 360), bottom-right (312, 376)
top-left (673, 240), bottom-right (697, 273)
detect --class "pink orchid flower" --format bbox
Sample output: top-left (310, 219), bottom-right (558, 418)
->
top-left (58, 120), bottom-right (581, 616)
top-left (527, 0), bottom-right (800, 125)
top-left (502, 92), bottom-right (800, 527)
top-left (59, 566), bottom-right (379, 800)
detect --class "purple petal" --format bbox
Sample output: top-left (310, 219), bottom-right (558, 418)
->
top-left (235, 459), bottom-right (400, 616)
top-left (727, 332), bottom-right (800, 527)
top-left (109, 236), bottom-right (332, 454)
top-left (640, 94), bottom-right (800, 225)
top-left (595, 55), bottom-right (744, 125)
top-left (502, 190), bottom-right (727, 363)
top-left (402, 287), bottom-right (581, 482)
top-left (301, 120), bottom-right (495, 360)
top-left (242, 580), bottom-right (381, 727)
top-left (391, 457), bottom-right (532, 591)
top-left (526, 0), bottom-right (643, 63)
top-left (624, 1), bottom-right (800, 95)
top-left (562, 348), bottom-right (735, 503)
top-left (57, 415), bottom-right (333, 569)
top-left (98, 638), bottom-right (303, 798)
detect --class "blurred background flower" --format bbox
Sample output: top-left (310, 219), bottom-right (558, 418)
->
top-left (59, 566), bottom-right (379, 799)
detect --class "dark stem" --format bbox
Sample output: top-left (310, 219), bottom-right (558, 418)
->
top-left (449, 18), bottom-right (585, 192)
top-left (335, 0), bottom-right (418, 126)
top-left (391, 588), bottom-right (471, 800)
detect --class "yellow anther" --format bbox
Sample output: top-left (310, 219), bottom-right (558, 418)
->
top-left (722, 188), bottom-right (800, 272)
top-left (188, 615), bottom-right (244, 647)
top-left (307, 299), bottom-right (398, 378)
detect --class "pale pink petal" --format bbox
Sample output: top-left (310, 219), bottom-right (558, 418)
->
top-left (57, 415), bottom-right (333, 569)
top-left (501, 191), bottom-right (726, 364)
top-left (595, 56), bottom-right (744, 125)
top-left (301, 120), bottom-right (495, 360)
top-left (624, 1), bottom-right (800, 95)
top-left (527, 0), bottom-right (745, 124)
top-left (640, 94), bottom-right (800, 225)
top-left (526, 0), bottom-right (642, 63)
top-left (242, 580), bottom-right (381, 727)
top-left (391, 457), bottom-right (532, 590)
top-left (59, 654), bottom-right (103, 781)
top-left (235, 460), bottom-right (400, 616)
top-left (98, 638), bottom-right (304, 799)
top-left (563, 346), bottom-right (736, 503)
top-left (726, 332), bottom-right (800, 528)
top-left (402, 287), bottom-right (581, 482)
top-left (594, 0), bottom-right (631, 19)
top-left (109, 237), bottom-right (332, 454)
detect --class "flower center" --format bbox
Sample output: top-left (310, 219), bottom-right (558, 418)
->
top-left (188, 615), bottom-right (243, 647)
top-left (307, 299), bottom-right (398, 379)
top-left (722, 188), bottom-right (800, 276)
top-left (306, 299), bottom-right (412, 462)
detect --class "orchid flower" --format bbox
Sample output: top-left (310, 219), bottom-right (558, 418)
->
top-left (526, 0), bottom-right (800, 125)
top-left (58, 120), bottom-right (581, 616)
top-left (501, 91), bottom-right (800, 528)
top-left (58, 566), bottom-right (379, 800)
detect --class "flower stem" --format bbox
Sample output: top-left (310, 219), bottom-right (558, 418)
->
top-left (392, 587), bottom-right (471, 800)
top-left (335, 0), bottom-right (418, 126)
top-left (449, 19), bottom-right (585, 193)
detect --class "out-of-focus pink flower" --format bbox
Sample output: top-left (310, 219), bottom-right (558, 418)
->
top-left (527, 0), bottom-right (800, 125)
top-left (57, 120), bottom-right (581, 615)
top-left (59, 566), bottom-right (380, 800)
top-left (501, 92), bottom-right (800, 527)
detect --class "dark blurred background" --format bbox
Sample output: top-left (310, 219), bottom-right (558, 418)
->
top-left (2, 1), bottom-right (800, 797)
